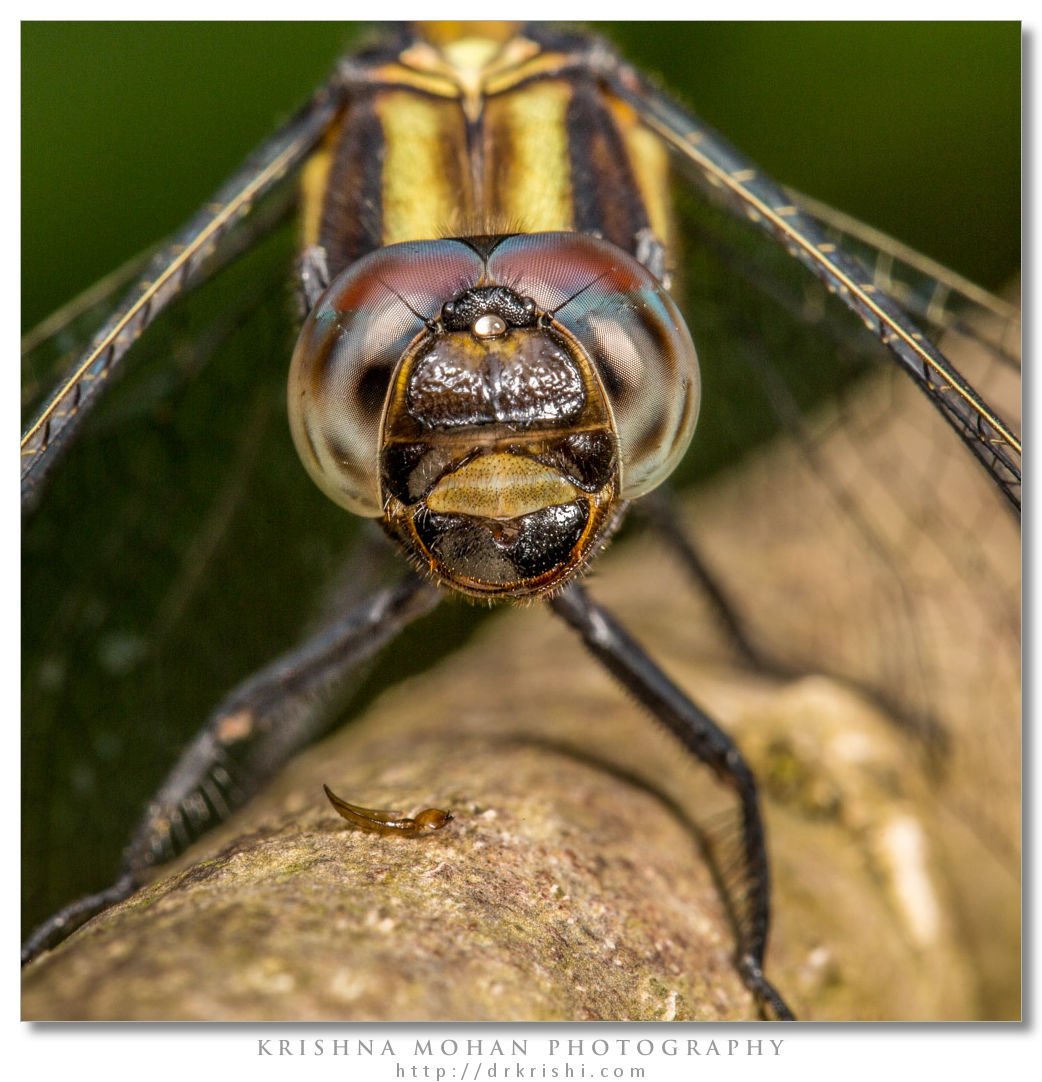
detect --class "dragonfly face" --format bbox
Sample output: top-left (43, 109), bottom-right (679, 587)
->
top-left (290, 233), bottom-right (699, 596)
top-left (22, 24), bottom-right (1020, 1019)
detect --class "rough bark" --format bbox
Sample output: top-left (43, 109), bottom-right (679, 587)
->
top-left (22, 651), bottom-right (757, 1021)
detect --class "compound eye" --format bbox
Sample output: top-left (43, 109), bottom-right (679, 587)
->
top-left (288, 240), bottom-right (485, 516)
top-left (487, 233), bottom-right (700, 498)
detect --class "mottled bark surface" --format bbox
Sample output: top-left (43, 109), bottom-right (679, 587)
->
top-left (23, 323), bottom-right (1020, 1021)
top-left (23, 653), bottom-right (756, 1021)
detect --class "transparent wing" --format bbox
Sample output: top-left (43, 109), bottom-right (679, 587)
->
top-left (789, 188), bottom-right (1020, 377)
top-left (22, 247), bottom-right (156, 411)
top-left (21, 191), bottom-right (298, 419)
top-left (607, 62), bottom-right (1020, 511)
top-left (23, 215), bottom-right (308, 931)
top-left (20, 82), bottom-right (341, 514)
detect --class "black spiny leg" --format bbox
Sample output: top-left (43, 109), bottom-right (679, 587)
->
top-left (549, 584), bottom-right (794, 1021)
top-left (22, 573), bottom-right (442, 966)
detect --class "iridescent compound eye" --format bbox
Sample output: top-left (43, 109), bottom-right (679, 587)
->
top-left (288, 232), bottom-right (700, 598)
top-left (289, 240), bottom-right (486, 517)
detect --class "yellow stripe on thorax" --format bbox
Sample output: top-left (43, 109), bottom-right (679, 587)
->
top-left (300, 131), bottom-right (335, 249)
top-left (486, 80), bottom-right (575, 233)
top-left (610, 97), bottom-right (675, 256)
top-left (377, 93), bottom-right (473, 243)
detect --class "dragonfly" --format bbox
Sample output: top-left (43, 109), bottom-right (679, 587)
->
top-left (21, 23), bottom-right (1020, 1021)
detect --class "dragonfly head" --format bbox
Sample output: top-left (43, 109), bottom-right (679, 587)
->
top-left (288, 233), bottom-right (700, 599)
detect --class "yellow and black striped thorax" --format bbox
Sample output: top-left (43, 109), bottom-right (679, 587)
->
top-left (290, 24), bottom-right (700, 599)
top-left (301, 23), bottom-right (675, 275)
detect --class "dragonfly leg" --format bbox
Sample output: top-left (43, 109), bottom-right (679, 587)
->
top-left (297, 244), bottom-right (332, 313)
top-left (633, 226), bottom-right (667, 285)
top-left (549, 583), bottom-right (794, 1021)
top-left (21, 874), bottom-right (138, 967)
top-left (22, 572), bottom-right (442, 967)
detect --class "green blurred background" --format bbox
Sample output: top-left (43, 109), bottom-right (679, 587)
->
top-left (23, 21), bottom-right (1020, 332)
top-left (21, 22), bottom-right (1021, 940)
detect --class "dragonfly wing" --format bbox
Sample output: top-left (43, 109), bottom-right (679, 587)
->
top-left (605, 58), bottom-right (1021, 511)
top-left (20, 82), bottom-right (343, 514)
top-left (789, 188), bottom-right (1021, 369)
